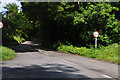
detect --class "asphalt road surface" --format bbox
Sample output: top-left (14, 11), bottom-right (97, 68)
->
top-left (1, 41), bottom-right (118, 79)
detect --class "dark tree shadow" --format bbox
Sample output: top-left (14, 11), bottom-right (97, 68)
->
top-left (7, 41), bottom-right (55, 53)
top-left (2, 63), bottom-right (91, 79)
top-left (8, 44), bottom-right (40, 53)
top-left (8, 44), bottom-right (58, 53)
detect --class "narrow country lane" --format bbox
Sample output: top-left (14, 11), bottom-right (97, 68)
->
top-left (1, 41), bottom-right (118, 79)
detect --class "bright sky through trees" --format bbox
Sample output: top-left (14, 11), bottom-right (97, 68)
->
top-left (0, 0), bottom-right (22, 12)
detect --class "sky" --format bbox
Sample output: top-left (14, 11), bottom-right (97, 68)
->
top-left (0, 0), bottom-right (22, 12)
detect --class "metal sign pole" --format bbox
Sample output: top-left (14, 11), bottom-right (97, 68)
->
top-left (95, 38), bottom-right (97, 49)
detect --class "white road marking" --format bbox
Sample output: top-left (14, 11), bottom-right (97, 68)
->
top-left (101, 74), bottom-right (112, 78)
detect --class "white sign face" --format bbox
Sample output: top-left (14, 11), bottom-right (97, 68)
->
top-left (0, 22), bottom-right (3, 28)
top-left (93, 31), bottom-right (99, 38)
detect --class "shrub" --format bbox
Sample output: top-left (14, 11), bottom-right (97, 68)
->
top-left (57, 43), bottom-right (118, 64)
top-left (0, 46), bottom-right (17, 60)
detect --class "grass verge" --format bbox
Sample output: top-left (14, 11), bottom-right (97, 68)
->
top-left (57, 43), bottom-right (118, 64)
top-left (0, 46), bottom-right (17, 61)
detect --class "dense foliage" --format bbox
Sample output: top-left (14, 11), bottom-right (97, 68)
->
top-left (0, 46), bottom-right (16, 60)
top-left (2, 2), bottom-right (119, 63)
top-left (2, 3), bottom-right (33, 46)
top-left (58, 43), bottom-right (118, 64)
top-left (21, 2), bottom-right (120, 48)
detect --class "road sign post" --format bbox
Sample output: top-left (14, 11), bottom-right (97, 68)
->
top-left (93, 31), bottom-right (99, 49)
top-left (95, 37), bottom-right (97, 49)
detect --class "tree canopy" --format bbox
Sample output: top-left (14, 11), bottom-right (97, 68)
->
top-left (2, 2), bottom-right (120, 48)
top-left (2, 3), bottom-right (33, 45)
top-left (21, 2), bottom-right (120, 48)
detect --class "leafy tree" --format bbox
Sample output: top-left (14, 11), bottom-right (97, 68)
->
top-left (21, 2), bottom-right (120, 48)
top-left (2, 3), bottom-right (33, 45)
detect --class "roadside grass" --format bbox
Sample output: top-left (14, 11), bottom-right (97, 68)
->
top-left (57, 43), bottom-right (118, 64)
top-left (0, 46), bottom-right (17, 61)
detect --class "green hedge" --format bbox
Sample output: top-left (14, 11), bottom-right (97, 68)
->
top-left (0, 46), bottom-right (17, 60)
top-left (58, 43), bottom-right (118, 64)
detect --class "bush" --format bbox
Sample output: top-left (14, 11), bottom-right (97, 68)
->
top-left (0, 46), bottom-right (17, 60)
top-left (57, 43), bottom-right (118, 64)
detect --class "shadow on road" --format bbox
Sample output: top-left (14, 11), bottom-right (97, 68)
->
top-left (2, 63), bottom-right (90, 79)
top-left (9, 44), bottom-right (40, 53)
top-left (7, 41), bottom-right (55, 53)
